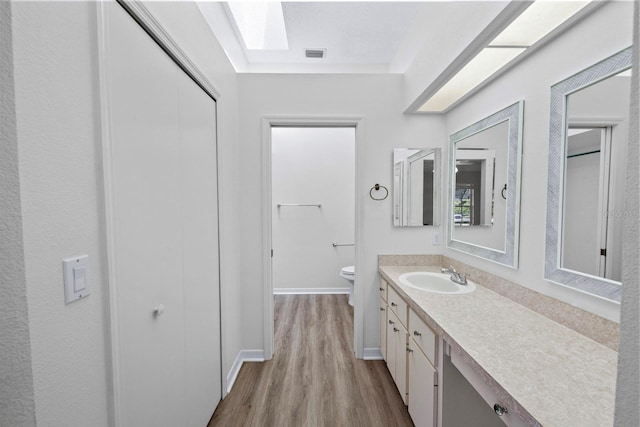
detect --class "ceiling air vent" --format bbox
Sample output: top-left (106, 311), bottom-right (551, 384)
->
top-left (305, 49), bottom-right (326, 59)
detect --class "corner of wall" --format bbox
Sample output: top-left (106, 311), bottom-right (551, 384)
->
top-left (0, 2), bottom-right (37, 425)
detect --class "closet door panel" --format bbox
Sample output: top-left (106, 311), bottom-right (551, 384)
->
top-left (106, 4), bottom-right (186, 426)
top-left (178, 71), bottom-right (222, 425)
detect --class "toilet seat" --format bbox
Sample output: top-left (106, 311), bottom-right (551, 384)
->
top-left (340, 265), bottom-right (355, 276)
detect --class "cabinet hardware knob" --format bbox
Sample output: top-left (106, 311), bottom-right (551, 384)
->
top-left (379, 287), bottom-right (384, 291)
top-left (393, 327), bottom-right (399, 332)
top-left (388, 320), bottom-right (395, 325)
top-left (413, 331), bottom-right (421, 337)
top-left (391, 302), bottom-right (397, 307)
top-left (406, 347), bottom-right (414, 353)
top-left (493, 404), bottom-right (508, 417)
top-left (380, 307), bottom-right (385, 311)
top-left (153, 304), bottom-right (165, 317)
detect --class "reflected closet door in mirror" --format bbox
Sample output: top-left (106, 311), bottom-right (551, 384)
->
top-left (545, 47), bottom-right (631, 303)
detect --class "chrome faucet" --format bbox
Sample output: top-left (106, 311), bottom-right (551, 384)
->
top-left (441, 265), bottom-right (469, 285)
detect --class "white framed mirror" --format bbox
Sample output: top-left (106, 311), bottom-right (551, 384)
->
top-left (545, 47), bottom-right (632, 303)
top-left (393, 148), bottom-right (441, 226)
top-left (447, 101), bottom-right (523, 267)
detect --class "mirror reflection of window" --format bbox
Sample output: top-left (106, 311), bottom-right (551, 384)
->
top-left (451, 119), bottom-right (507, 252)
top-left (561, 68), bottom-right (631, 282)
top-left (448, 100), bottom-right (522, 267)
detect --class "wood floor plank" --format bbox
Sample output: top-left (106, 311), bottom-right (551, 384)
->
top-left (209, 294), bottom-right (414, 427)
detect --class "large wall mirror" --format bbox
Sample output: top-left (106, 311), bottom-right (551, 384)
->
top-left (447, 101), bottom-right (523, 267)
top-left (393, 148), bottom-right (441, 226)
top-left (545, 47), bottom-right (632, 303)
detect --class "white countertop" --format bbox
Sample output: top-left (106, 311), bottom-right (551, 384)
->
top-left (379, 265), bottom-right (618, 427)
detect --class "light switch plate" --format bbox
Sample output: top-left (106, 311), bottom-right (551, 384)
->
top-left (62, 255), bottom-right (90, 304)
top-left (432, 231), bottom-right (441, 246)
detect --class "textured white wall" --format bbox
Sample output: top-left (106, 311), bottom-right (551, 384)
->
top-left (442, 1), bottom-right (633, 321)
top-left (12, 2), bottom-right (111, 425)
top-left (272, 127), bottom-right (355, 291)
top-left (238, 73), bottom-right (445, 351)
top-left (614, 1), bottom-right (639, 424)
top-left (0, 2), bottom-right (36, 425)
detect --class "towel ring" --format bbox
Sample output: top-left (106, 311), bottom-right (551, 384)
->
top-left (370, 184), bottom-right (388, 201)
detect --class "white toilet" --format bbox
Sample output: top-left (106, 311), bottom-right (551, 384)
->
top-left (340, 265), bottom-right (355, 306)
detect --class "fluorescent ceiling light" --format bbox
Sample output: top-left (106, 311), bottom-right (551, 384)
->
top-left (227, 2), bottom-right (288, 50)
top-left (490, 1), bottom-right (590, 47)
top-left (417, 1), bottom-right (593, 113)
top-left (419, 47), bottom-right (524, 112)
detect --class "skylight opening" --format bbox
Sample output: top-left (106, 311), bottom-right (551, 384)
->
top-left (227, 1), bottom-right (289, 50)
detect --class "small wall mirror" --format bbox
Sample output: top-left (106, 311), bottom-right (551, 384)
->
top-left (545, 47), bottom-right (631, 303)
top-left (393, 148), bottom-right (441, 226)
top-left (448, 101), bottom-right (523, 267)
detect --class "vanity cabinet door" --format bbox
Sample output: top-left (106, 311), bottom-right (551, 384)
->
top-left (387, 309), bottom-right (409, 404)
top-left (408, 344), bottom-right (437, 427)
top-left (380, 302), bottom-right (387, 360)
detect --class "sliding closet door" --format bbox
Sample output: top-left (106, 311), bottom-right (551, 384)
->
top-left (178, 71), bottom-right (221, 424)
top-left (104, 3), bottom-right (220, 426)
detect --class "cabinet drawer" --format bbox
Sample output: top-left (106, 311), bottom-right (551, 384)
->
top-left (409, 309), bottom-right (437, 366)
top-left (380, 278), bottom-right (388, 302)
top-left (387, 286), bottom-right (408, 328)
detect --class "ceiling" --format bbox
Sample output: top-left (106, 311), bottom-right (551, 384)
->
top-left (198, 1), bottom-right (510, 74)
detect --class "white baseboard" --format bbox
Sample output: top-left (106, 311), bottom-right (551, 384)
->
top-left (273, 287), bottom-right (350, 295)
top-left (226, 349), bottom-right (265, 394)
top-left (362, 347), bottom-right (383, 360)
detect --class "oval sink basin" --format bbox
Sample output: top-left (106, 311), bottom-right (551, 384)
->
top-left (398, 272), bottom-right (476, 295)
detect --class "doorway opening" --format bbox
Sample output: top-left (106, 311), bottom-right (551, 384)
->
top-left (261, 118), bottom-right (364, 361)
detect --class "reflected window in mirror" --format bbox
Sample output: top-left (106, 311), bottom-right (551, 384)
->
top-left (393, 148), bottom-right (441, 227)
top-left (546, 47), bottom-right (631, 302)
top-left (448, 101), bottom-right (523, 268)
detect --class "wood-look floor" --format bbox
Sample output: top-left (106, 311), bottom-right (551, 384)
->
top-left (208, 294), bottom-right (414, 427)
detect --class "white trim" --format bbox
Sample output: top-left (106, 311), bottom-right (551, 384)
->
top-left (96, 4), bottom-right (124, 425)
top-left (262, 116), bottom-right (365, 361)
top-left (362, 348), bottom-right (384, 360)
top-left (226, 350), bottom-right (266, 394)
top-left (117, 0), bottom-right (220, 101)
top-left (273, 287), bottom-right (350, 295)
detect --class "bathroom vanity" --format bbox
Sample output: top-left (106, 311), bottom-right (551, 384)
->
top-left (378, 262), bottom-right (618, 427)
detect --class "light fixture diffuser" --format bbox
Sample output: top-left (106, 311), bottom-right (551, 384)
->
top-left (416, 1), bottom-right (596, 113)
top-left (418, 47), bottom-right (525, 112)
top-left (489, 1), bottom-right (590, 47)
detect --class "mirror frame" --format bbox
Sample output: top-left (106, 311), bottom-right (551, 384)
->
top-left (545, 47), bottom-right (631, 303)
top-left (393, 148), bottom-right (441, 227)
top-left (447, 100), bottom-right (524, 268)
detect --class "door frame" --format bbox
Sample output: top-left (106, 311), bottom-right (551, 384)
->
top-left (261, 117), bottom-right (365, 360)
